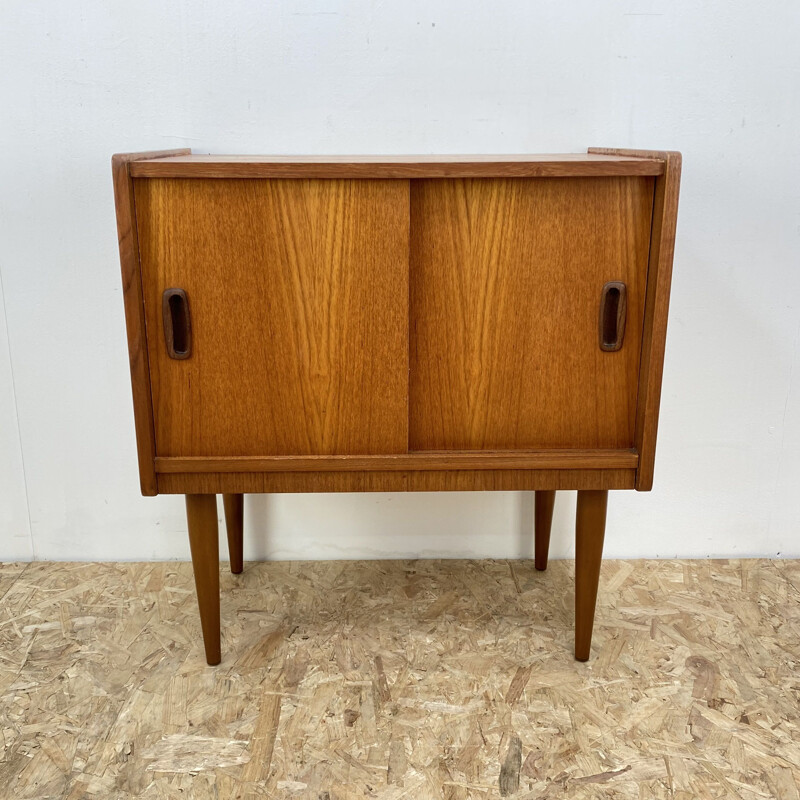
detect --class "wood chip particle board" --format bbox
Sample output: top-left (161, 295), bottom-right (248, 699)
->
top-left (0, 558), bottom-right (798, 799)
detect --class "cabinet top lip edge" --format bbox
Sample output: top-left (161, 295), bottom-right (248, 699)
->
top-left (126, 152), bottom-right (666, 178)
top-left (131, 152), bottom-right (663, 163)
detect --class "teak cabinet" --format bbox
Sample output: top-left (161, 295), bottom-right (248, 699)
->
top-left (112, 149), bottom-right (681, 665)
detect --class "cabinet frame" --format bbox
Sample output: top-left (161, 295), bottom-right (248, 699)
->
top-left (113, 149), bottom-right (679, 497)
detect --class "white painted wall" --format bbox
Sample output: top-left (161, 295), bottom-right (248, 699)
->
top-left (0, 277), bottom-right (32, 560)
top-left (1, 0), bottom-right (799, 562)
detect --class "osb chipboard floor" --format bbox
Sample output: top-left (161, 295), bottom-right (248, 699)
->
top-left (0, 559), bottom-right (799, 799)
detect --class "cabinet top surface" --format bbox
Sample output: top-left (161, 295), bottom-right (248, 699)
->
top-left (128, 152), bottom-right (666, 179)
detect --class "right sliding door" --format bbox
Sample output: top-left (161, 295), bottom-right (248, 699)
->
top-left (409, 176), bottom-right (654, 451)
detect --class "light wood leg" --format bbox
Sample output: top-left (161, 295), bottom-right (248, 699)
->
top-left (574, 489), bottom-right (608, 661)
top-left (186, 494), bottom-right (221, 665)
top-left (223, 494), bottom-right (244, 574)
top-left (534, 490), bottom-right (556, 570)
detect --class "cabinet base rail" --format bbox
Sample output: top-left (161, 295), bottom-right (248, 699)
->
top-left (185, 490), bottom-right (608, 665)
top-left (158, 449), bottom-right (638, 474)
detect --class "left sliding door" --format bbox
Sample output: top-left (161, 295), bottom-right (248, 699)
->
top-left (134, 177), bottom-right (410, 457)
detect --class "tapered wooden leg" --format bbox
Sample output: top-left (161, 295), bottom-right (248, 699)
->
top-left (186, 494), bottom-right (221, 665)
top-left (534, 490), bottom-right (556, 570)
top-left (223, 494), bottom-right (244, 574)
top-left (574, 489), bottom-right (608, 662)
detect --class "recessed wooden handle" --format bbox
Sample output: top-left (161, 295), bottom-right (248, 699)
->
top-left (599, 281), bottom-right (626, 352)
top-left (162, 288), bottom-right (192, 359)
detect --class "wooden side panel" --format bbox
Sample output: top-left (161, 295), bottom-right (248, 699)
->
top-left (589, 149), bottom-right (682, 491)
top-left (135, 178), bottom-right (409, 457)
top-left (112, 149), bottom-right (190, 495)
top-left (409, 177), bottom-right (654, 451)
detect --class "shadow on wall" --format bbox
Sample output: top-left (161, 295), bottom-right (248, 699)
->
top-left (238, 490), bottom-right (577, 563)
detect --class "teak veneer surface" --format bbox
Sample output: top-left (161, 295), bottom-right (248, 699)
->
top-left (135, 177), bottom-right (409, 457)
top-left (117, 149), bottom-right (679, 492)
top-left (588, 149), bottom-right (683, 490)
top-left (129, 152), bottom-right (665, 179)
top-left (112, 148), bottom-right (190, 494)
top-left (154, 449), bottom-right (638, 473)
top-left (156, 468), bottom-right (636, 495)
top-left (409, 177), bottom-right (653, 450)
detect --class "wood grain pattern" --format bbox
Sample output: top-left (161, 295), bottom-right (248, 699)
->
top-left (574, 489), bottom-right (608, 661)
top-left (589, 149), bottom-right (682, 491)
top-left (129, 153), bottom-right (665, 179)
top-left (154, 449), bottom-right (638, 473)
top-left (111, 149), bottom-right (190, 495)
top-left (134, 178), bottom-right (409, 457)
top-left (185, 494), bottom-right (221, 665)
top-left (116, 149), bottom-right (678, 503)
top-left (409, 177), bottom-right (654, 451)
top-left (156, 469), bottom-right (636, 494)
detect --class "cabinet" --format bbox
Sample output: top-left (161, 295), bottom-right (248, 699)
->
top-left (112, 149), bottom-right (681, 664)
